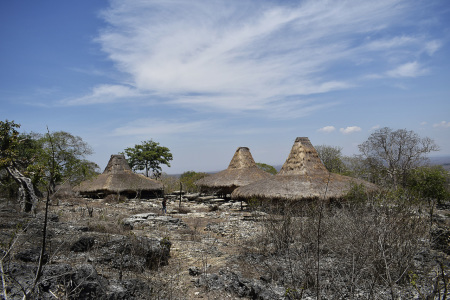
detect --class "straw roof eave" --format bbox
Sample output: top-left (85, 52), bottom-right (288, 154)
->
top-left (195, 167), bottom-right (272, 189)
top-left (75, 173), bottom-right (163, 193)
top-left (231, 173), bottom-right (378, 201)
top-left (74, 154), bottom-right (164, 195)
top-left (231, 137), bottom-right (378, 201)
top-left (194, 146), bottom-right (273, 190)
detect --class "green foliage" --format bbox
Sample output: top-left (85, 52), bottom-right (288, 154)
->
top-left (255, 162), bottom-right (277, 175)
top-left (124, 140), bottom-right (173, 179)
top-left (344, 183), bottom-right (370, 203)
top-left (407, 165), bottom-right (450, 203)
top-left (179, 171), bottom-right (208, 193)
top-left (1, 120), bottom-right (99, 196)
top-left (0, 120), bottom-right (21, 169)
top-left (27, 131), bottom-right (99, 189)
top-left (316, 145), bottom-right (347, 174)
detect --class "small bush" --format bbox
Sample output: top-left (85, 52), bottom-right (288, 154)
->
top-left (209, 205), bottom-right (219, 212)
top-left (103, 194), bottom-right (128, 204)
top-left (177, 206), bottom-right (191, 214)
top-left (344, 183), bottom-right (371, 203)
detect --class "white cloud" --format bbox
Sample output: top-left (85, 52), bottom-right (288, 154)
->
top-left (340, 126), bottom-right (362, 134)
top-left (386, 61), bottom-right (428, 78)
top-left (424, 40), bottom-right (442, 56)
top-left (433, 121), bottom-right (450, 128)
top-left (370, 125), bottom-right (380, 131)
top-left (85, 0), bottom-right (437, 115)
top-left (112, 119), bottom-right (210, 137)
top-left (62, 84), bottom-right (145, 105)
top-left (318, 126), bottom-right (336, 133)
top-left (364, 36), bottom-right (416, 51)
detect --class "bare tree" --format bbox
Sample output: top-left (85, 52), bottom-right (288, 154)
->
top-left (358, 127), bottom-right (439, 188)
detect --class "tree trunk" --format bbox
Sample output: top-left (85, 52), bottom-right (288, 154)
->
top-left (6, 166), bottom-right (38, 213)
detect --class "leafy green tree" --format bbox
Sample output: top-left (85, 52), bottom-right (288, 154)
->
top-left (180, 171), bottom-right (209, 193)
top-left (124, 140), bottom-right (173, 179)
top-left (1, 121), bottom-right (99, 209)
top-left (0, 120), bottom-right (20, 169)
top-left (0, 120), bottom-right (38, 212)
top-left (407, 165), bottom-right (449, 203)
top-left (315, 145), bottom-right (347, 174)
top-left (358, 127), bottom-right (439, 188)
top-left (25, 131), bottom-right (99, 192)
top-left (256, 162), bottom-right (277, 175)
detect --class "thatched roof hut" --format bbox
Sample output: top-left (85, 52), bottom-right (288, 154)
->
top-left (195, 147), bottom-right (273, 195)
top-left (231, 137), bottom-right (377, 201)
top-left (74, 154), bottom-right (163, 198)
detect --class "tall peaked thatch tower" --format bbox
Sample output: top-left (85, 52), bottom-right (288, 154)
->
top-left (74, 154), bottom-right (163, 199)
top-left (103, 154), bottom-right (131, 173)
top-left (195, 147), bottom-right (273, 195)
top-left (232, 137), bottom-right (377, 201)
top-left (278, 137), bottom-right (328, 176)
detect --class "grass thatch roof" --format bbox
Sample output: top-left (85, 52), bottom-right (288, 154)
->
top-left (74, 154), bottom-right (163, 197)
top-left (231, 137), bottom-right (377, 201)
top-left (195, 147), bottom-right (273, 194)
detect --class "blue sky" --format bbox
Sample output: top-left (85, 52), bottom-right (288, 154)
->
top-left (1, 0), bottom-right (449, 174)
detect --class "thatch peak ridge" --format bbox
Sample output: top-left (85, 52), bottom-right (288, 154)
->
top-left (227, 147), bottom-right (257, 169)
top-left (278, 137), bottom-right (328, 176)
top-left (103, 154), bottom-right (131, 174)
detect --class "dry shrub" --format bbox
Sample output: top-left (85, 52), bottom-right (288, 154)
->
top-left (208, 205), bottom-right (219, 212)
top-left (103, 194), bottom-right (128, 204)
top-left (245, 197), bottom-right (430, 298)
top-left (87, 219), bottom-right (124, 235)
top-left (176, 206), bottom-right (191, 214)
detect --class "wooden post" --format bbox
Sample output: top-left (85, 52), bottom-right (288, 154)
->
top-left (179, 182), bottom-right (182, 208)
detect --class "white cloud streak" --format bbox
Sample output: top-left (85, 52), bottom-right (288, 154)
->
top-left (386, 61), bottom-right (428, 78)
top-left (63, 84), bottom-right (146, 105)
top-left (112, 118), bottom-right (211, 136)
top-left (433, 121), bottom-right (450, 128)
top-left (70, 0), bottom-right (439, 116)
top-left (318, 126), bottom-right (336, 133)
top-left (340, 126), bottom-right (362, 134)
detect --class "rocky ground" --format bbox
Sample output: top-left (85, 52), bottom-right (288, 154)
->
top-left (0, 194), bottom-right (449, 299)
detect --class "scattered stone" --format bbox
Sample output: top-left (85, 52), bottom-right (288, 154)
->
top-left (195, 269), bottom-right (285, 300)
top-left (198, 196), bottom-right (216, 202)
top-left (185, 193), bottom-right (200, 200)
top-left (122, 213), bottom-right (186, 230)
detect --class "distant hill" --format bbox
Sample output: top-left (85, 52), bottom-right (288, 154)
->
top-left (429, 155), bottom-right (450, 171)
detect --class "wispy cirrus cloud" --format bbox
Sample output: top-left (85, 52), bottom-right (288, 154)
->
top-left (112, 118), bottom-right (211, 137)
top-left (62, 84), bottom-right (146, 105)
top-left (386, 61), bottom-right (428, 78)
top-left (69, 0), bottom-right (441, 116)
